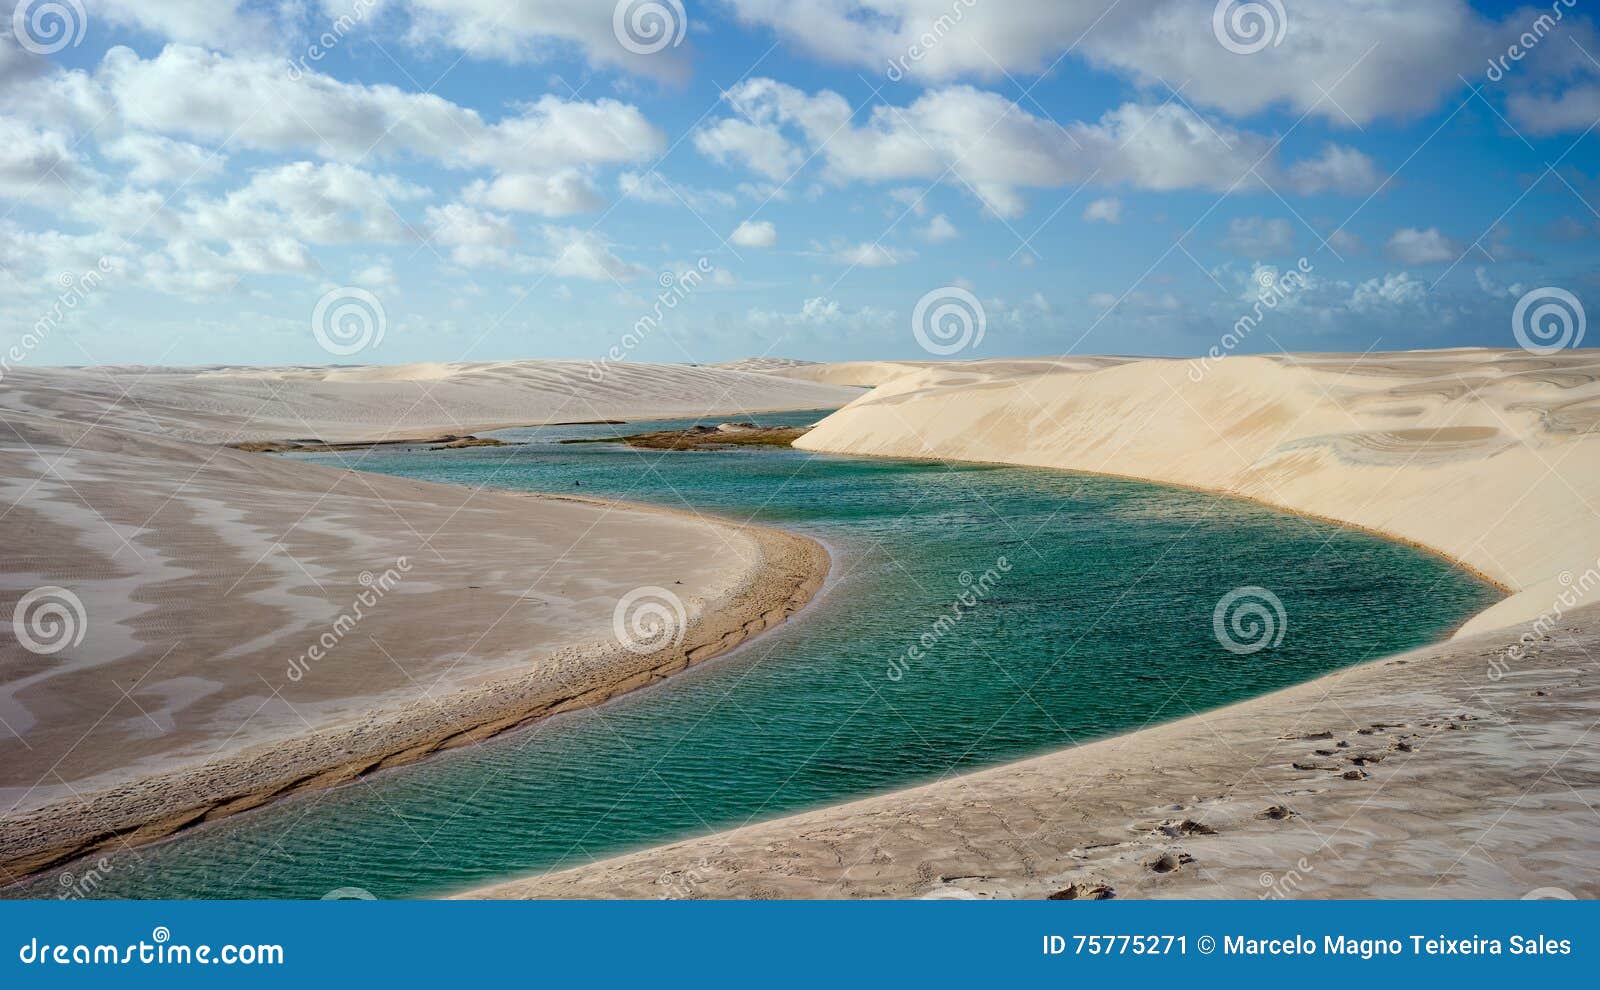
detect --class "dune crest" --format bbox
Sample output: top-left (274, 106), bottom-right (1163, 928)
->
top-left (794, 349), bottom-right (1600, 636)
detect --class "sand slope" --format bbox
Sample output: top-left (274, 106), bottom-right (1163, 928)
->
top-left (0, 360), bottom-right (860, 445)
top-left (0, 362), bottom-right (843, 880)
top-left (795, 350), bottom-right (1600, 635)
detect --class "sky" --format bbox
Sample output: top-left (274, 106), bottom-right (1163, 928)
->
top-left (1, 0), bottom-right (1598, 368)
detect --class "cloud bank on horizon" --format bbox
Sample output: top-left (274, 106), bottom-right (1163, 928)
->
top-left (1, 0), bottom-right (1596, 367)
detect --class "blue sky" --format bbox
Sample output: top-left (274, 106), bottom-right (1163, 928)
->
top-left (1, 0), bottom-right (1597, 367)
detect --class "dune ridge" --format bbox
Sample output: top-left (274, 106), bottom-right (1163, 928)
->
top-left (0, 362), bottom-right (845, 882)
top-left (793, 349), bottom-right (1600, 636)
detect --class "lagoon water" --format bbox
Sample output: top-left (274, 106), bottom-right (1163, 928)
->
top-left (18, 411), bottom-right (1499, 899)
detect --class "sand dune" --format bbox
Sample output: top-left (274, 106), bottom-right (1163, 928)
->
top-left (467, 347), bottom-right (1600, 900)
top-left (794, 349), bottom-right (1600, 636)
top-left (0, 362), bottom-right (842, 880)
top-left (0, 360), bottom-right (860, 446)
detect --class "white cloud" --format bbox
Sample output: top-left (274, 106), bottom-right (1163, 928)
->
top-left (16, 45), bottom-right (664, 177)
top-left (730, 219), bottom-right (778, 247)
top-left (618, 171), bottom-right (737, 211)
top-left (467, 170), bottom-right (603, 216)
top-left (1221, 217), bottom-right (1294, 256)
top-left (1350, 272), bottom-right (1428, 310)
top-left (724, 0), bottom-right (1496, 125)
top-left (542, 226), bottom-right (645, 281)
top-left (185, 162), bottom-right (426, 246)
top-left (1386, 226), bottom-right (1460, 264)
top-left (393, 0), bottom-right (690, 80)
top-left (103, 133), bottom-right (225, 186)
top-left (1286, 145), bottom-right (1383, 195)
top-left (0, 116), bottom-right (92, 203)
top-left (1508, 85), bottom-right (1600, 135)
top-left (1327, 229), bottom-right (1365, 255)
top-left (426, 203), bottom-right (517, 248)
top-left (693, 117), bottom-right (803, 181)
top-left (1083, 197), bottom-right (1122, 224)
top-left (919, 213), bottom-right (958, 242)
top-left (826, 241), bottom-right (914, 267)
top-left (698, 79), bottom-right (1379, 217)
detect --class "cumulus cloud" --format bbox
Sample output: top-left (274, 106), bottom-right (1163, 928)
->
top-left (1386, 226), bottom-right (1460, 264)
top-left (730, 219), bottom-right (778, 247)
top-left (725, 0), bottom-right (1497, 125)
top-left (825, 241), bottom-right (914, 267)
top-left (466, 170), bottom-right (604, 216)
top-left (696, 79), bottom-right (1380, 218)
top-left (102, 133), bottom-right (226, 186)
top-left (1083, 197), bottom-right (1122, 224)
top-left (919, 213), bottom-right (958, 242)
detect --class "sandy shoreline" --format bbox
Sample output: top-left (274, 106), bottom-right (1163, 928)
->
top-left (0, 362), bottom-right (848, 883)
top-left (1, 496), bottom-right (828, 881)
top-left (467, 601), bottom-right (1600, 899)
top-left (464, 348), bottom-right (1600, 899)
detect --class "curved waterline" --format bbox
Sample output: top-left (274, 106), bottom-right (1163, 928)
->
top-left (8, 410), bottom-right (1500, 899)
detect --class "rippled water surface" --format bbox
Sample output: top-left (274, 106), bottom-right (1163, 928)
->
top-left (16, 410), bottom-right (1499, 899)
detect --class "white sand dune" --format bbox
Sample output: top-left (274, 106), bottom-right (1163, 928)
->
top-left (0, 362), bottom-right (845, 880)
top-left (467, 347), bottom-right (1600, 901)
top-left (795, 349), bottom-right (1600, 636)
top-left (0, 360), bottom-right (860, 446)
